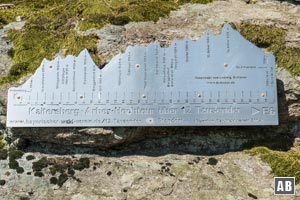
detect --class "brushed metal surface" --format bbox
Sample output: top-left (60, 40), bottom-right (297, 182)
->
top-left (7, 24), bottom-right (278, 127)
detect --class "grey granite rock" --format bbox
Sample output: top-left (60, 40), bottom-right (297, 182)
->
top-left (0, 0), bottom-right (300, 198)
top-left (0, 152), bottom-right (297, 200)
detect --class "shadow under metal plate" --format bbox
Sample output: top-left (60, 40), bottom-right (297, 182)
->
top-left (7, 24), bottom-right (278, 127)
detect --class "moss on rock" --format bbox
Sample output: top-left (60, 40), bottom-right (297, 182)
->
top-left (7, 148), bottom-right (23, 170)
top-left (67, 168), bottom-right (75, 176)
top-left (57, 173), bottom-right (68, 187)
top-left (16, 166), bottom-right (24, 174)
top-left (34, 171), bottom-right (44, 177)
top-left (47, 157), bottom-right (73, 174)
top-left (239, 22), bottom-right (286, 48)
top-left (239, 22), bottom-right (300, 76)
top-left (0, 0), bottom-right (212, 85)
top-left (0, 136), bottom-right (5, 150)
top-left (49, 167), bottom-right (57, 175)
top-left (50, 177), bottom-right (58, 185)
top-left (32, 157), bottom-right (48, 171)
top-left (0, 149), bottom-right (8, 160)
top-left (26, 155), bottom-right (35, 161)
top-left (207, 157), bottom-right (218, 165)
top-left (8, 159), bottom-right (19, 169)
top-left (8, 149), bottom-right (24, 160)
top-left (73, 157), bottom-right (90, 171)
top-left (1, 62), bottom-right (30, 83)
top-left (0, 179), bottom-right (6, 186)
top-left (245, 147), bottom-right (300, 184)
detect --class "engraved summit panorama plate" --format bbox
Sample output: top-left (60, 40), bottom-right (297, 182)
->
top-left (7, 24), bottom-right (278, 127)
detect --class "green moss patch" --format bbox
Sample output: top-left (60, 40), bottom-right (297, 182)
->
top-left (47, 157), bottom-right (73, 174)
top-left (8, 148), bottom-right (24, 170)
top-left (0, 179), bottom-right (6, 186)
top-left (34, 171), bottom-right (44, 177)
top-left (26, 155), bottom-right (35, 161)
top-left (0, 149), bottom-right (8, 160)
top-left (0, 0), bottom-right (212, 85)
top-left (19, 197), bottom-right (30, 200)
top-left (50, 177), bottom-right (58, 185)
top-left (57, 173), bottom-right (68, 187)
top-left (29, 156), bottom-right (90, 187)
top-left (0, 136), bottom-right (5, 149)
top-left (73, 157), bottom-right (90, 171)
top-left (67, 168), bottom-right (75, 176)
top-left (32, 157), bottom-right (48, 171)
top-left (207, 157), bottom-right (218, 165)
top-left (239, 22), bottom-right (300, 76)
top-left (16, 166), bottom-right (24, 174)
top-left (245, 147), bottom-right (300, 183)
top-left (8, 159), bottom-right (19, 169)
top-left (8, 149), bottom-right (24, 160)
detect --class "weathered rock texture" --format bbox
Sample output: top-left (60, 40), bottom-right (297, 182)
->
top-left (1, 152), bottom-right (297, 200)
top-left (0, 0), bottom-right (300, 199)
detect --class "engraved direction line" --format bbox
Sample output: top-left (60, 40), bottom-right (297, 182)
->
top-left (46, 103), bottom-right (60, 106)
top-left (13, 104), bottom-right (27, 106)
top-left (10, 90), bottom-right (31, 92)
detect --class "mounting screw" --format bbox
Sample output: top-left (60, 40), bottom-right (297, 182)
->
top-left (146, 117), bottom-right (154, 124)
top-left (135, 64), bottom-right (141, 69)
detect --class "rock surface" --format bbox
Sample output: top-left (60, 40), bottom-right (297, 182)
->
top-left (0, 0), bottom-right (300, 199)
top-left (0, 21), bottom-right (24, 78)
top-left (0, 152), bottom-right (296, 200)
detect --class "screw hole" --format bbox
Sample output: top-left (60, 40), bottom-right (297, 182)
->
top-left (224, 63), bottom-right (228, 68)
top-left (146, 118), bottom-right (154, 124)
top-left (135, 64), bottom-right (141, 69)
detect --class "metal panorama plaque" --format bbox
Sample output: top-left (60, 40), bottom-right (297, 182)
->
top-left (6, 24), bottom-right (278, 127)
